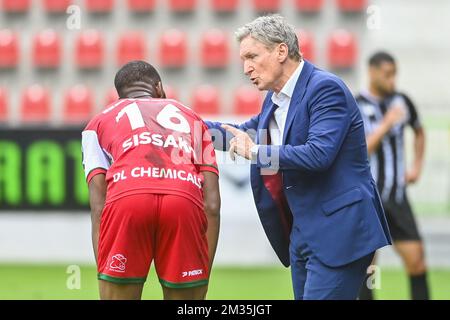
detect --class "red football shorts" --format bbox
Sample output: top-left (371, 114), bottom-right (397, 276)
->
top-left (97, 193), bottom-right (209, 288)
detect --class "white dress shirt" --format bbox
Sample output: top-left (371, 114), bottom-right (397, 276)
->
top-left (269, 60), bottom-right (304, 145)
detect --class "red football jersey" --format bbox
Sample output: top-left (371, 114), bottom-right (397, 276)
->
top-left (82, 98), bottom-right (219, 208)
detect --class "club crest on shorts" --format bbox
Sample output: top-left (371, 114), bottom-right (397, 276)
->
top-left (109, 254), bottom-right (127, 272)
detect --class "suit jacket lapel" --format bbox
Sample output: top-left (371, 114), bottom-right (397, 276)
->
top-left (282, 60), bottom-right (315, 145)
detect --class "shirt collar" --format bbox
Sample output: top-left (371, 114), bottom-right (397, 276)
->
top-left (360, 89), bottom-right (380, 105)
top-left (360, 89), bottom-right (399, 106)
top-left (272, 60), bottom-right (304, 105)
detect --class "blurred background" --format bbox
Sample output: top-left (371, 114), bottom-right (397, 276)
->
top-left (0, 0), bottom-right (449, 299)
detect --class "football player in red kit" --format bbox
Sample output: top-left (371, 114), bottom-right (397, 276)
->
top-left (82, 61), bottom-right (220, 300)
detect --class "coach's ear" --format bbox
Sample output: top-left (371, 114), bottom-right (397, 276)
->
top-left (156, 82), bottom-right (166, 99)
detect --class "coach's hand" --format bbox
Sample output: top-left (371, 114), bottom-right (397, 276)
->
top-left (222, 124), bottom-right (255, 161)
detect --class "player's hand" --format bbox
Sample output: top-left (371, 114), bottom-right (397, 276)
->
top-left (384, 105), bottom-right (406, 128)
top-left (405, 167), bottom-right (421, 184)
top-left (221, 124), bottom-right (255, 161)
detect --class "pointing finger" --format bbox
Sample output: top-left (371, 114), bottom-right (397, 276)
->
top-left (229, 143), bottom-right (236, 161)
top-left (221, 124), bottom-right (243, 137)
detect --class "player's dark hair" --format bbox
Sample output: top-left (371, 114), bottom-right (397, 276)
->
top-left (114, 60), bottom-right (162, 98)
top-left (369, 51), bottom-right (396, 67)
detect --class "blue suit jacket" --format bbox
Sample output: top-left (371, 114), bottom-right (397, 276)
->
top-left (206, 61), bottom-right (392, 267)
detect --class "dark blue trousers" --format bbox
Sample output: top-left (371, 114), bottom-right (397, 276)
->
top-left (290, 240), bottom-right (374, 300)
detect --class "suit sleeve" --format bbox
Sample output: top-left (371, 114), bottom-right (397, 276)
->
top-left (204, 114), bottom-right (260, 151)
top-left (256, 79), bottom-right (351, 172)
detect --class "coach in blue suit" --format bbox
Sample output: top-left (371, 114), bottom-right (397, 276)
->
top-left (205, 15), bottom-right (392, 300)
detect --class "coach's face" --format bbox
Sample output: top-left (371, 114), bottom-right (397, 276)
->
top-left (239, 36), bottom-right (285, 91)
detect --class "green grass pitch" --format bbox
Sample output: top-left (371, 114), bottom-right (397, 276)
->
top-left (1, 264), bottom-right (450, 299)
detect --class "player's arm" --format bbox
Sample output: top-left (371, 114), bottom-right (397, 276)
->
top-left (404, 94), bottom-right (425, 184)
top-left (366, 105), bottom-right (406, 155)
top-left (82, 126), bottom-right (110, 265)
top-left (406, 126), bottom-right (425, 184)
top-left (197, 121), bottom-right (221, 273)
top-left (202, 171), bottom-right (221, 274)
top-left (88, 174), bottom-right (106, 264)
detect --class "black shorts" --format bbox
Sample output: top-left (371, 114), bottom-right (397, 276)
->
top-left (382, 195), bottom-right (422, 242)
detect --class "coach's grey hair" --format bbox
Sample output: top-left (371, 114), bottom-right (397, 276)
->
top-left (235, 14), bottom-right (301, 61)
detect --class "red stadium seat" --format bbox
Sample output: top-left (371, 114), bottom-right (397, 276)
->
top-left (337, 0), bottom-right (367, 12)
top-left (127, 0), bottom-right (156, 12)
top-left (201, 29), bottom-right (229, 68)
top-left (63, 85), bottom-right (94, 123)
top-left (20, 85), bottom-right (51, 122)
top-left (327, 30), bottom-right (358, 68)
top-left (85, 0), bottom-right (114, 13)
top-left (75, 30), bottom-right (104, 69)
top-left (0, 30), bottom-right (19, 68)
top-left (159, 29), bottom-right (187, 68)
top-left (169, 0), bottom-right (196, 12)
top-left (105, 88), bottom-right (119, 106)
top-left (294, 0), bottom-right (323, 12)
top-left (0, 88), bottom-right (8, 121)
top-left (252, 0), bottom-right (280, 12)
top-left (192, 85), bottom-right (220, 115)
top-left (1, 0), bottom-right (30, 12)
top-left (297, 29), bottom-right (315, 62)
top-left (163, 85), bottom-right (178, 100)
top-left (210, 0), bottom-right (238, 12)
top-left (234, 86), bottom-right (262, 115)
top-left (33, 30), bottom-right (61, 68)
top-left (117, 32), bottom-right (147, 66)
top-left (43, 0), bottom-right (72, 13)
